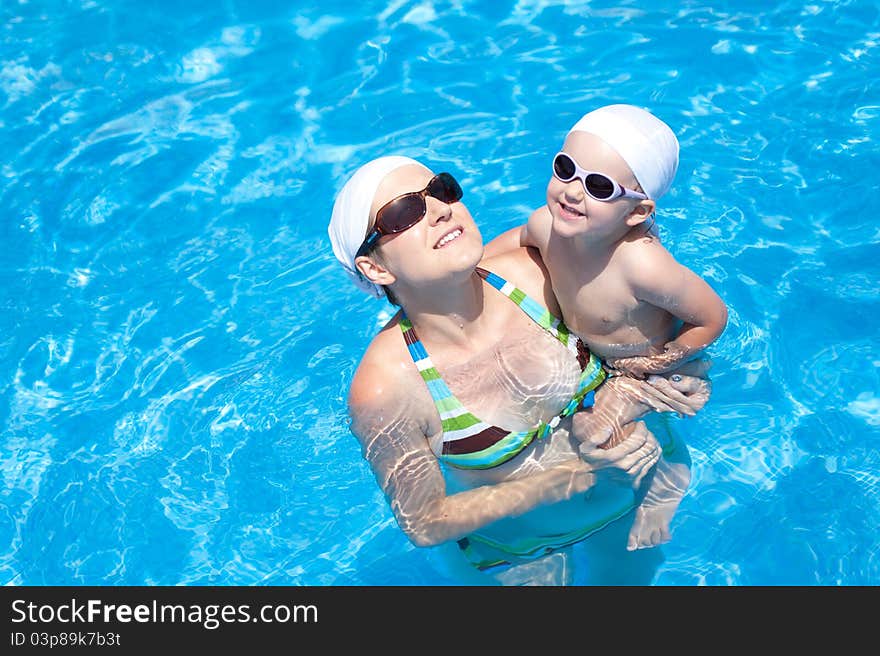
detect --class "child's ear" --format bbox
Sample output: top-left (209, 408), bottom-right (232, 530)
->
top-left (354, 254), bottom-right (397, 288)
top-left (625, 199), bottom-right (656, 227)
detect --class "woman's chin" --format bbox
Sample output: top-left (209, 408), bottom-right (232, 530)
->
top-left (438, 234), bottom-right (484, 268)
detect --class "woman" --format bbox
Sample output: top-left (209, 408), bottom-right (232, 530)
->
top-left (328, 156), bottom-right (709, 584)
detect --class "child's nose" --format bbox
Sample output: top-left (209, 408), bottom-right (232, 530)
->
top-left (563, 180), bottom-right (585, 203)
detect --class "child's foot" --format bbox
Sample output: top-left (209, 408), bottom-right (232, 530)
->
top-left (626, 457), bottom-right (691, 551)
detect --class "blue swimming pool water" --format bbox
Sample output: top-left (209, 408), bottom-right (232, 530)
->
top-left (2, 0), bottom-right (878, 586)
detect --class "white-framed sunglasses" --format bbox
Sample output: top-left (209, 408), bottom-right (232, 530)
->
top-left (552, 151), bottom-right (648, 202)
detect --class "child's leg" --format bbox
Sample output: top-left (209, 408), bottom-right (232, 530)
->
top-left (626, 413), bottom-right (692, 551)
top-left (572, 509), bottom-right (665, 585)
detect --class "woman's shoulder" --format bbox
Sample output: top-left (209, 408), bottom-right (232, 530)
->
top-left (480, 245), bottom-right (548, 285)
top-left (348, 312), bottom-right (426, 428)
top-left (350, 314), bottom-right (404, 401)
top-left (479, 246), bottom-right (561, 316)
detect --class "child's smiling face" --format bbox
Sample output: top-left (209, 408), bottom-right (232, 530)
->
top-left (545, 130), bottom-right (650, 240)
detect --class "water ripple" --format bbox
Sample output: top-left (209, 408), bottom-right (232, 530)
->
top-left (2, 0), bottom-right (879, 585)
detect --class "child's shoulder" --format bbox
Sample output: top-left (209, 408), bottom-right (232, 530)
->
top-left (617, 230), bottom-right (681, 284)
top-left (524, 205), bottom-right (553, 249)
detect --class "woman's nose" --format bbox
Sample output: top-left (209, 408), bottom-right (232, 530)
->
top-left (425, 195), bottom-right (453, 223)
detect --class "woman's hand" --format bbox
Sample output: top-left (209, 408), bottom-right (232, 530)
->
top-left (606, 358), bottom-right (712, 418)
top-left (576, 420), bottom-right (660, 490)
top-left (572, 361), bottom-right (712, 449)
top-left (638, 358), bottom-right (712, 416)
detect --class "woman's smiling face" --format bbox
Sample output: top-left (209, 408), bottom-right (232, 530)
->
top-left (366, 164), bottom-right (484, 293)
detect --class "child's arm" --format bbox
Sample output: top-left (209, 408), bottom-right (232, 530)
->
top-left (482, 206), bottom-right (551, 259)
top-left (608, 247), bottom-right (728, 378)
top-left (482, 224), bottom-right (527, 259)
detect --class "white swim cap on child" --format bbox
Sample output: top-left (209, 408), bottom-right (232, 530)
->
top-left (567, 104), bottom-right (679, 201)
top-left (328, 155), bottom-right (425, 298)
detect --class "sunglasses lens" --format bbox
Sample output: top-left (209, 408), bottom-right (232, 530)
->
top-left (585, 173), bottom-right (614, 200)
top-left (370, 173), bottom-right (463, 245)
top-left (377, 194), bottom-right (426, 234)
top-left (553, 154), bottom-right (576, 180)
top-left (428, 173), bottom-right (463, 203)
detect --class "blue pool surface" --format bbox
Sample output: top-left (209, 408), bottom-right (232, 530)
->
top-left (2, 0), bottom-right (879, 585)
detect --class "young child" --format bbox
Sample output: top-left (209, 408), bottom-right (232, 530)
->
top-left (487, 104), bottom-right (728, 550)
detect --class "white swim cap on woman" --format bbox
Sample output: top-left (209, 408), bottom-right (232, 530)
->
top-left (328, 155), bottom-right (425, 298)
top-left (567, 104), bottom-right (679, 201)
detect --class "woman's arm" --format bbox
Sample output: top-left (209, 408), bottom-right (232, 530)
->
top-left (572, 369), bottom-right (710, 491)
top-left (348, 359), bottom-right (595, 548)
top-left (573, 366), bottom-right (711, 448)
top-left (576, 419), bottom-right (662, 490)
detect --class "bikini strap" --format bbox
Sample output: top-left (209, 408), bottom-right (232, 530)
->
top-left (399, 315), bottom-right (499, 441)
top-left (475, 266), bottom-right (577, 351)
top-left (400, 313), bottom-right (574, 469)
top-left (475, 266), bottom-right (604, 387)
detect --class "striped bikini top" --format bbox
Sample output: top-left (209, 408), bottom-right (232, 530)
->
top-left (400, 266), bottom-right (606, 471)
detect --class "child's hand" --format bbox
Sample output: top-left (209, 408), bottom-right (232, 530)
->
top-left (606, 341), bottom-right (692, 379)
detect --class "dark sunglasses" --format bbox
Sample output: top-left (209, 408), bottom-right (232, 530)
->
top-left (355, 172), bottom-right (463, 257)
top-left (552, 152), bottom-right (648, 202)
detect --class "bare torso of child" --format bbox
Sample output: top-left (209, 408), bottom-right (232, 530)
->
top-left (542, 231), bottom-right (679, 361)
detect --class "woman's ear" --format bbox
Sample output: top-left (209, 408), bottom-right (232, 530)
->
top-left (625, 199), bottom-right (656, 227)
top-left (354, 254), bottom-right (396, 288)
